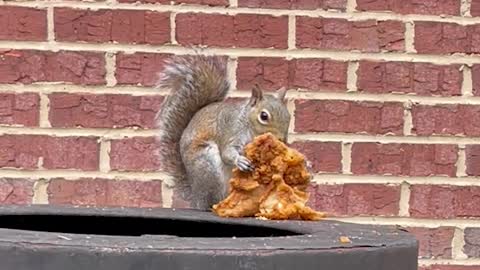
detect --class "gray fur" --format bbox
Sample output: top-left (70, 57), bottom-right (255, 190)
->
top-left (155, 54), bottom-right (291, 210)
top-left (155, 54), bottom-right (230, 203)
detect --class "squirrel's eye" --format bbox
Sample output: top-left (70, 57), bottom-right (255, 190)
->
top-left (258, 110), bottom-right (270, 125)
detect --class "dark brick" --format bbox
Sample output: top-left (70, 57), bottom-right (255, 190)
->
top-left (176, 13), bottom-right (288, 49)
top-left (0, 93), bottom-right (39, 127)
top-left (310, 184), bottom-right (401, 216)
top-left (294, 100), bottom-right (404, 135)
top-left (412, 105), bottom-right (480, 136)
top-left (290, 141), bottom-right (342, 173)
top-left (357, 61), bottom-right (462, 96)
top-left (296, 17), bottom-right (405, 52)
top-left (236, 57), bottom-right (348, 91)
top-left (55, 8), bottom-right (170, 44)
top-left (0, 50), bottom-right (106, 85)
top-left (351, 143), bottom-right (458, 177)
top-left (410, 185), bottom-right (480, 218)
top-left (356, 0), bottom-right (460, 16)
top-left (48, 178), bottom-right (163, 207)
top-left (0, 7), bottom-right (47, 41)
top-left (49, 93), bottom-right (163, 129)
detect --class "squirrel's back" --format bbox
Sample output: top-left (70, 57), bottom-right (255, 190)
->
top-left (155, 55), bottom-right (230, 189)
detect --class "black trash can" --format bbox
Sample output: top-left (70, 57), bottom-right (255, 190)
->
top-left (0, 205), bottom-right (418, 270)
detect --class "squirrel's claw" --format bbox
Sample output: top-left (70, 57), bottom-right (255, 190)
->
top-left (236, 156), bottom-right (254, 172)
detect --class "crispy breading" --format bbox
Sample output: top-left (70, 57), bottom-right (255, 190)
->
top-left (212, 133), bottom-right (326, 221)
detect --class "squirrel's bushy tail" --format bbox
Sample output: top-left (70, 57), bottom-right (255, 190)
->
top-left (155, 54), bottom-right (230, 199)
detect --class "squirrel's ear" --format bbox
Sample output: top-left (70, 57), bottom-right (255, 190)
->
top-left (249, 84), bottom-right (263, 106)
top-left (276, 87), bottom-right (287, 103)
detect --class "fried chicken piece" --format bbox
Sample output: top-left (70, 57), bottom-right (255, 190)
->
top-left (212, 133), bottom-right (326, 221)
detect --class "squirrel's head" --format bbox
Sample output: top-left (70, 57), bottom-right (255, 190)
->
top-left (247, 85), bottom-right (291, 143)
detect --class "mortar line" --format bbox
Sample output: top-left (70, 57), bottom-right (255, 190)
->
top-left (290, 133), bottom-right (480, 145)
top-left (404, 21), bottom-right (416, 53)
top-left (347, 61), bottom-right (359, 92)
top-left (0, 169), bottom-right (171, 181)
top-left (5, 168), bottom-right (480, 186)
top-left (3, 126), bottom-right (480, 144)
top-left (452, 227), bottom-right (468, 260)
top-left (161, 182), bottom-right (173, 208)
top-left (4, 41), bottom-right (480, 65)
top-left (170, 12), bottom-right (177, 45)
top-left (398, 182), bottom-right (411, 217)
top-left (328, 217), bottom-right (480, 230)
top-left (99, 140), bottom-right (111, 173)
top-left (341, 143), bottom-right (352, 174)
top-left (8, 1), bottom-right (480, 25)
top-left (5, 84), bottom-right (480, 105)
top-left (288, 15), bottom-right (296, 50)
top-left (346, 0), bottom-right (356, 13)
top-left (462, 65), bottom-right (473, 96)
top-left (461, 0), bottom-right (472, 17)
top-left (420, 258), bottom-right (480, 266)
top-left (456, 144), bottom-right (467, 177)
top-left (39, 93), bottom-right (51, 128)
top-left (403, 102), bottom-right (413, 136)
top-left (105, 52), bottom-right (117, 87)
top-left (229, 0), bottom-right (238, 7)
top-left (312, 174), bottom-right (480, 187)
top-left (227, 57), bottom-right (238, 91)
top-left (47, 7), bottom-right (55, 43)
top-left (32, 179), bottom-right (50, 205)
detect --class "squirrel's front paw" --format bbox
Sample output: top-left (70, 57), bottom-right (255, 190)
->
top-left (236, 156), bottom-right (254, 172)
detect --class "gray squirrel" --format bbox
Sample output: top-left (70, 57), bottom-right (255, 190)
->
top-left (155, 54), bottom-right (291, 210)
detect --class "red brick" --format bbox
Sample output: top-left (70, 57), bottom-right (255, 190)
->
top-left (290, 59), bottom-right (348, 91)
top-left (118, 0), bottom-right (169, 3)
top-left (351, 143), bottom-right (458, 177)
top-left (414, 22), bottom-right (480, 54)
top-left (421, 266), bottom-right (480, 270)
top-left (410, 185), bottom-right (480, 218)
top-left (294, 100), bottom-right (404, 135)
top-left (48, 178), bottom-right (162, 208)
top-left (49, 93), bottom-right (163, 129)
top-left (412, 105), bottom-right (480, 136)
top-left (466, 145), bottom-right (480, 176)
top-left (118, 0), bottom-right (227, 4)
top-left (0, 50), bottom-right (105, 85)
top-left (176, 13), bottom-right (288, 49)
top-left (54, 8), bottom-right (170, 44)
top-left (175, 0), bottom-right (229, 5)
top-left (473, 65), bottom-right (480, 96)
top-left (0, 135), bottom-right (99, 170)
top-left (110, 137), bottom-right (161, 172)
top-left (357, 61), bottom-right (462, 96)
top-left (115, 52), bottom-right (170, 87)
top-left (310, 184), bottom-right (400, 216)
top-left (0, 93), bottom-right (39, 127)
top-left (296, 17), bottom-right (404, 52)
top-left (472, 0), bottom-right (480, 16)
top-left (172, 189), bottom-right (192, 208)
top-left (290, 141), bottom-right (342, 173)
top-left (238, 0), bottom-right (346, 10)
top-left (236, 57), bottom-right (348, 91)
top-left (0, 179), bottom-right (33, 205)
top-left (356, 0), bottom-right (460, 16)
top-left (465, 228), bottom-right (480, 258)
top-left (0, 7), bottom-right (47, 41)
top-left (406, 227), bottom-right (454, 259)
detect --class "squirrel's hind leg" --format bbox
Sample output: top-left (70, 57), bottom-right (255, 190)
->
top-left (183, 142), bottom-right (229, 211)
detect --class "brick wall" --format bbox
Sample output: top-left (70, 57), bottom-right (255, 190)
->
top-left (0, 0), bottom-right (480, 268)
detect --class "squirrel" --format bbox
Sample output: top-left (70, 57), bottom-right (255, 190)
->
top-left (155, 54), bottom-right (291, 210)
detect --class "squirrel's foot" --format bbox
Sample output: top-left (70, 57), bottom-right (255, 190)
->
top-left (236, 155), bottom-right (254, 172)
